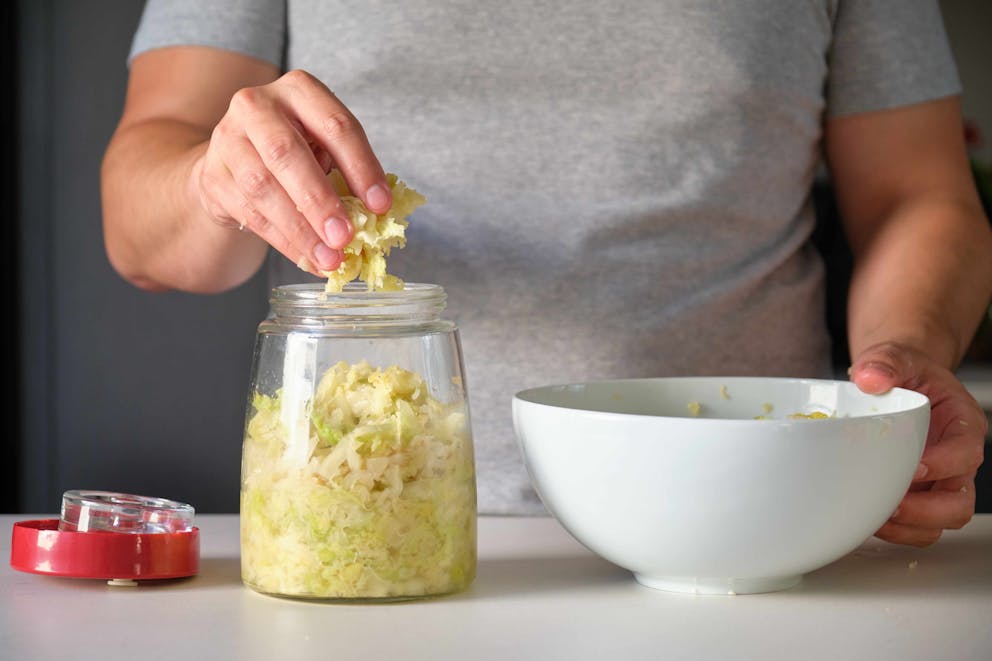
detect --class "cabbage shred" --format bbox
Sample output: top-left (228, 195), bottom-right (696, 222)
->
top-left (241, 360), bottom-right (477, 599)
top-left (319, 171), bottom-right (426, 293)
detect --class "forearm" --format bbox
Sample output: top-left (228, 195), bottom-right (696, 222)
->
top-left (846, 195), bottom-right (992, 369)
top-left (101, 118), bottom-right (268, 293)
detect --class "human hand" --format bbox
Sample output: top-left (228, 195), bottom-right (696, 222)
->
top-left (191, 69), bottom-right (392, 274)
top-left (850, 342), bottom-right (987, 546)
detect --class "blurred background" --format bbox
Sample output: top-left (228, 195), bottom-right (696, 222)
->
top-left (4, 1), bottom-right (991, 514)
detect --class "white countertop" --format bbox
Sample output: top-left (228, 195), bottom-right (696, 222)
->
top-left (3, 514), bottom-right (991, 661)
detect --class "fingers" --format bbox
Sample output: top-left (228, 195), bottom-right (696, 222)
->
top-left (849, 342), bottom-right (918, 395)
top-left (917, 372), bottom-right (986, 481)
top-left (288, 118), bottom-right (335, 174)
top-left (277, 70), bottom-right (392, 214)
top-left (918, 419), bottom-right (985, 482)
top-left (314, 147), bottom-right (334, 174)
top-left (226, 132), bottom-right (345, 272)
top-left (892, 476), bottom-right (976, 528)
top-left (874, 521), bottom-right (943, 547)
top-left (198, 155), bottom-right (311, 273)
top-left (230, 85), bottom-right (356, 252)
top-left (876, 475), bottom-right (976, 546)
top-left (195, 69), bottom-right (391, 273)
top-left (849, 342), bottom-right (985, 549)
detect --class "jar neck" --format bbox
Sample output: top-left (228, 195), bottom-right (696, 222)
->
top-left (268, 283), bottom-right (447, 328)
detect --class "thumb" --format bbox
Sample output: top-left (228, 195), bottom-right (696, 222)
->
top-left (849, 345), bottom-right (912, 395)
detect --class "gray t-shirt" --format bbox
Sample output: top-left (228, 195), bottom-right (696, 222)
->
top-left (131, 0), bottom-right (960, 515)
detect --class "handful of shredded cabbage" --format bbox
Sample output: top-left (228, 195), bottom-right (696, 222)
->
top-left (318, 170), bottom-right (426, 293)
top-left (241, 360), bottom-right (476, 599)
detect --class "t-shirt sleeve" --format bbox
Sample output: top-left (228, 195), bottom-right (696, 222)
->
top-left (826, 0), bottom-right (960, 117)
top-left (129, 0), bottom-right (287, 69)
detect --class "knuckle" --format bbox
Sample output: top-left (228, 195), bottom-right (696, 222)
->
top-left (262, 134), bottom-right (298, 170)
top-left (966, 445), bottom-right (985, 474)
top-left (210, 121), bottom-right (231, 142)
top-left (956, 443), bottom-right (985, 475)
top-left (240, 168), bottom-right (275, 199)
top-left (297, 187), bottom-right (335, 216)
top-left (320, 111), bottom-right (357, 140)
top-left (866, 342), bottom-right (902, 365)
top-left (281, 68), bottom-right (315, 87)
top-left (948, 510), bottom-right (973, 530)
top-left (948, 485), bottom-right (976, 531)
top-left (230, 86), bottom-right (262, 113)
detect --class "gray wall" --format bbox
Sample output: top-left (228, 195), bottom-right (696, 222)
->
top-left (17, 0), bottom-right (268, 513)
top-left (13, 1), bottom-right (992, 514)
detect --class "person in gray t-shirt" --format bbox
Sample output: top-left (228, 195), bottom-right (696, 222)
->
top-left (102, 1), bottom-right (992, 547)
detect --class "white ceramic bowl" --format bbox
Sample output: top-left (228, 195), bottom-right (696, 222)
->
top-left (513, 377), bottom-right (929, 595)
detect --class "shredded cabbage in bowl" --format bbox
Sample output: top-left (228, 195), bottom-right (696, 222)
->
top-left (240, 360), bottom-right (477, 599)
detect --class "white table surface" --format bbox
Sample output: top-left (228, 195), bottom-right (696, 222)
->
top-left (3, 514), bottom-right (991, 661)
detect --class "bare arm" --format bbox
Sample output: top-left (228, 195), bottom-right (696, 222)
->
top-left (102, 46), bottom-right (392, 293)
top-left (827, 96), bottom-right (992, 368)
top-left (826, 96), bottom-right (992, 546)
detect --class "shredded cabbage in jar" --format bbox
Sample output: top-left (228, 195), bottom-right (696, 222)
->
top-left (318, 170), bottom-right (426, 293)
top-left (240, 360), bottom-right (476, 599)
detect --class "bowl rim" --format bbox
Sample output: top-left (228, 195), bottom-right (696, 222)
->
top-left (513, 376), bottom-right (930, 423)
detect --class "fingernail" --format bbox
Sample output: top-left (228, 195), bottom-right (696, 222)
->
top-left (314, 244), bottom-right (341, 271)
top-left (323, 216), bottom-right (353, 248)
top-left (913, 463), bottom-right (929, 480)
top-left (365, 183), bottom-right (391, 212)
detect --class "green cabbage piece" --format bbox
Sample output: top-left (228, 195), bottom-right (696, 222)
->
top-left (241, 360), bottom-right (476, 599)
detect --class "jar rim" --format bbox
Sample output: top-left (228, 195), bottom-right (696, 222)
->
top-left (270, 282), bottom-right (446, 307)
top-left (267, 283), bottom-right (448, 324)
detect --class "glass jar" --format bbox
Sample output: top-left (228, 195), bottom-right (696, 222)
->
top-left (239, 283), bottom-right (477, 601)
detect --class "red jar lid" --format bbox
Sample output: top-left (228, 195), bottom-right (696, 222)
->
top-left (10, 519), bottom-right (199, 580)
top-left (9, 491), bottom-right (199, 581)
